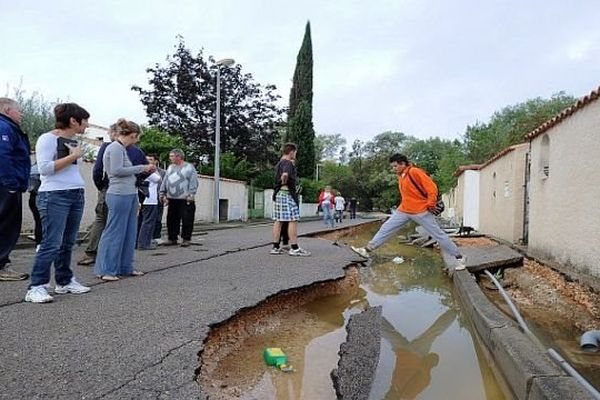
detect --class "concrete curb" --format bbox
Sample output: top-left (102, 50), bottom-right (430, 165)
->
top-left (331, 306), bottom-right (382, 400)
top-left (448, 263), bottom-right (595, 399)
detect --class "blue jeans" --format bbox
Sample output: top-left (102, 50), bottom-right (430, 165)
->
top-left (322, 204), bottom-right (334, 228)
top-left (137, 204), bottom-right (158, 249)
top-left (95, 193), bottom-right (139, 276)
top-left (367, 210), bottom-right (461, 257)
top-left (30, 189), bottom-right (84, 287)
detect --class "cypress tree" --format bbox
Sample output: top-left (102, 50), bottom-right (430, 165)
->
top-left (287, 21), bottom-right (315, 178)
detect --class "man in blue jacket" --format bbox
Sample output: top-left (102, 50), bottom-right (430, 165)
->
top-left (0, 98), bottom-right (31, 281)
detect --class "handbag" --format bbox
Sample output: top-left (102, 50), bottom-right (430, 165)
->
top-left (406, 168), bottom-right (445, 216)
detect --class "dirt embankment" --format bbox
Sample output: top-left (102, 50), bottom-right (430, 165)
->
top-left (197, 267), bottom-right (360, 398)
top-left (455, 237), bottom-right (600, 332)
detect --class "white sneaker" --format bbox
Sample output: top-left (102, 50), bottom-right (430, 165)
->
top-left (351, 246), bottom-right (370, 258)
top-left (270, 248), bottom-right (284, 255)
top-left (25, 286), bottom-right (54, 303)
top-left (288, 247), bottom-right (311, 257)
top-left (54, 278), bottom-right (91, 294)
top-left (455, 256), bottom-right (467, 271)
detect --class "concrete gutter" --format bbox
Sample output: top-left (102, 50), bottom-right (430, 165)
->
top-left (445, 253), bottom-right (596, 399)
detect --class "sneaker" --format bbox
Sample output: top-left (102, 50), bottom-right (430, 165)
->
top-left (455, 256), bottom-right (467, 271)
top-left (180, 240), bottom-right (191, 247)
top-left (77, 254), bottom-right (96, 266)
top-left (54, 278), bottom-right (91, 294)
top-left (281, 244), bottom-right (291, 251)
top-left (0, 266), bottom-right (29, 281)
top-left (350, 246), bottom-right (370, 259)
top-left (163, 240), bottom-right (178, 246)
top-left (270, 247), bottom-right (283, 255)
top-left (288, 247), bottom-right (311, 257)
top-left (154, 238), bottom-right (164, 245)
top-left (25, 286), bottom-right (54, 303)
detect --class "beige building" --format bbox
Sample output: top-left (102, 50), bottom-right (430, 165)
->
top-left (477, 143), bottom-right (528, 244)
top-left (525, 86), bottom-right (600, 285)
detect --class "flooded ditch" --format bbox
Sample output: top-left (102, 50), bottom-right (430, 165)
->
top-left (198, 223), bottom-right (511, 399)
top-left (463, 237), bottom-right (600, 391)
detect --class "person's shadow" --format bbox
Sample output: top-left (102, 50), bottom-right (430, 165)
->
top-left (382, 308), bottom-right (456, 399)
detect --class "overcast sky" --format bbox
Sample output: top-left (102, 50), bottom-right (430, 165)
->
top-left (2, 0), bottom-right (599, 145)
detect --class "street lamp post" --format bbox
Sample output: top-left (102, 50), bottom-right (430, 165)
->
top-left (213, 58), bottom-right (235, 223)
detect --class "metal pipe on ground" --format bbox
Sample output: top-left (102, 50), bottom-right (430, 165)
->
top-left (483, 270), bottom-right (600, 400)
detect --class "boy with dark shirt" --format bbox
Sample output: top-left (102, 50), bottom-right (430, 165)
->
top-left (270, 143), bottom-right (310, 256)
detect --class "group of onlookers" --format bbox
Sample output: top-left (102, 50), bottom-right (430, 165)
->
top-left (1, 96), bottom-right (467, 305)
top-left (317, 186), bottom-right (358, 228)
top-left (0, 98), bottom-right (199, 303)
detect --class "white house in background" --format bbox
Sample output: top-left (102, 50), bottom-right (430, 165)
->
top-left (452, 165), bottom-right (481, 229)
top-left (196, 175), bottom-right (248, 222)
top-left (525, 85), bottom-right (600, 286)
top-left (477, 143), bottom-right (528, 244)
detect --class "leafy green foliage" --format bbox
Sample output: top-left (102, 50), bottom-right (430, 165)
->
top-left (314, 133), bottom-right (347, 163)
top-left (286, 22), bottom-right (315, 179)
top-left (7, 85), bottom-right (57, 142)
top-left (464, 92), bottom-right (575, 163)
top-left (132, 37), bottom-right (283, 169)
top-left (138, 126), bottom-right (188, 165)
top-left (202, 152), bottom-right (250, 182)
top-left (287, 100), bottom-right (315, 178)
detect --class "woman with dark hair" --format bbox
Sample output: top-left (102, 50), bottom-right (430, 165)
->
top-left (25, 103), bottom-right (91, 303)
top-left (95, 119), bottom-right (155, 281)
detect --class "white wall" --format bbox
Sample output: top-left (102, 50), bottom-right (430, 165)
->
top-left (195, 175), bottom-right (248, 222)
top-left (478, 144), bottom-right (527, 243)
top-left (21, 167), bottom-right (249, 233)
top-left (462, 170), bottom-right (480, 229)
top-left (528, 99), bottom-right (600, 280)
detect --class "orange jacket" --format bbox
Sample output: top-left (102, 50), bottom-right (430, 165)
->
top-left (398, 166), bottom-right (438, 214)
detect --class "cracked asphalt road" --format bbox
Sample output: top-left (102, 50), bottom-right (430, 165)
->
top-left (0, 219), bottom-right (373, 399)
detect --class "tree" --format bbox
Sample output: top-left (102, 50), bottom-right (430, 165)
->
top-left (132, 37), bottom-right (284, 170)
top-left (314, 133), bottom-right (347, 163)
top-left (138, 126), bottom-right (188, 166)
top-left (6, 84), bottom-right (56, 142)
top-left (463, 92), bottom-right (576, 163)
top-left (286, 22), bottom-right (315, 178)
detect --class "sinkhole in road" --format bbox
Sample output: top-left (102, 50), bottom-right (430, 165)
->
top-left (197, 223), bottom-right (510, 399)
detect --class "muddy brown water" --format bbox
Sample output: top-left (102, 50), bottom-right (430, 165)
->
top-left (199, 223), bottom-right (510, 399)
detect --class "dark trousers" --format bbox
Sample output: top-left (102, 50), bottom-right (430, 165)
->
top-left (0, 187), bottom-right (22, 268)
top-left (280, 221), bottom-right (289, 245)
top-left (137, 205), bottom-right (158, 249)
top-left (166, 199), bottom-right (195, 241)
top-left (85, 190), bottom-right (108, 255)
top-left (29, 192), bottom-right (42, 244)
top-left (153, 204), bottom-right (164, 239)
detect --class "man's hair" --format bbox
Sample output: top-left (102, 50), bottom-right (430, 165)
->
top-left (170, 148), bottom-right (185, 159)
top-left (147, 153), bottom-right (159, 160)
top-left (389, 153), bottom-right (409, 164)
top-left (54, 103), bottom-right (90, 129)
top-left (115, 118), bottom-right (141, 136)
top-left (0, 98), bottom-right (19, 114)
top-left (282, 142), bottom-right (297, 155)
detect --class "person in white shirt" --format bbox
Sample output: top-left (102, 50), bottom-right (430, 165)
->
top-left (334, 192), bottom-right (346, 223)
top-left (25, 103), bottom-right (92, 303)
top-left (137, 154), bottom-right (162, 250)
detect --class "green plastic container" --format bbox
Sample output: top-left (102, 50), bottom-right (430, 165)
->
top-left (263, 347), bottom-right (288, 367)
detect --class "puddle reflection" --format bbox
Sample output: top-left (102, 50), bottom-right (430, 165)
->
top-left (208, 223), bottom-right (508, 399)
